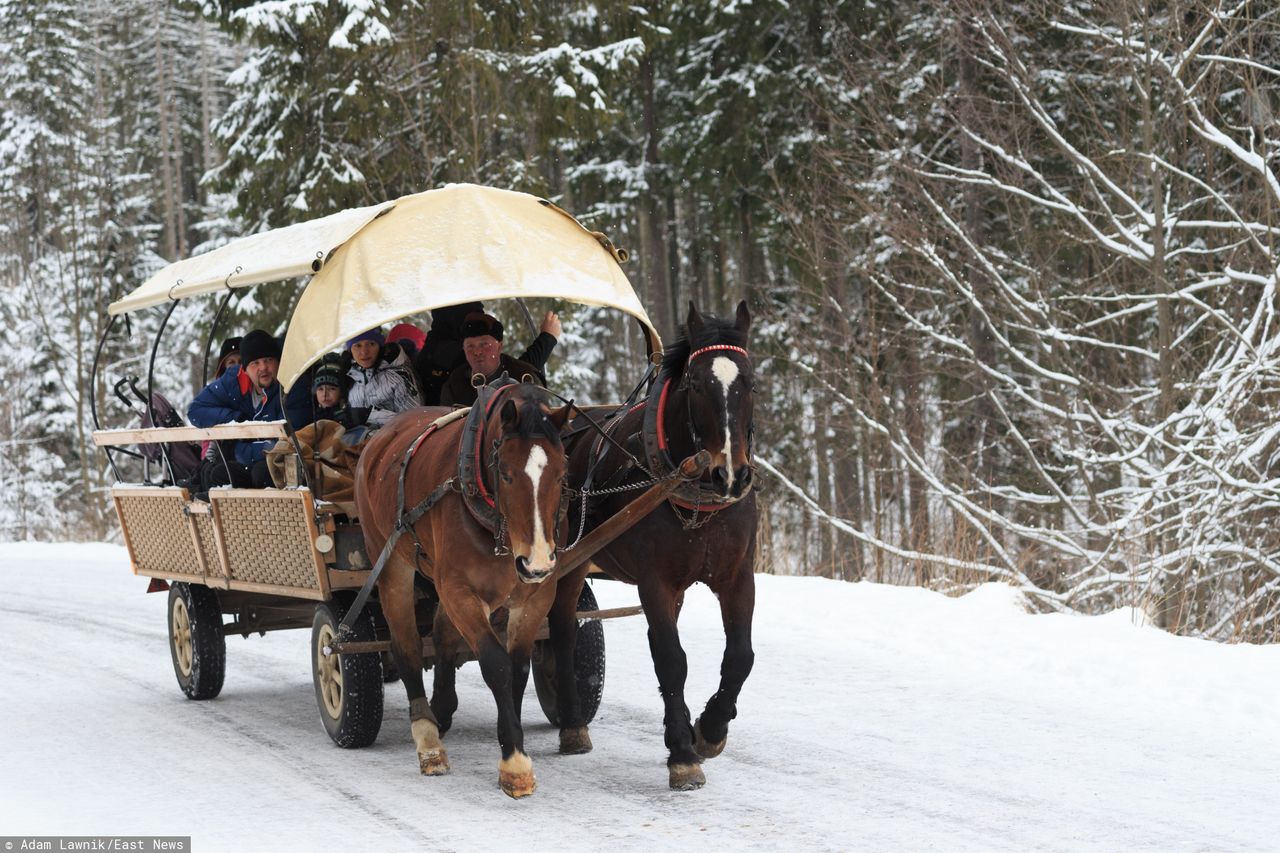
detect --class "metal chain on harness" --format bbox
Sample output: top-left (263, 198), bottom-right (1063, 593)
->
top-left (564, 474), bottom-right (661, 551)
top-left (493, 510), bottom-right (510, 556)
top-left (669, 488), bottom-right (715, 530)
top-left (485, 436), bottom-right (512, 556)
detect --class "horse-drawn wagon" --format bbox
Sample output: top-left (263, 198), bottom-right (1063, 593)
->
top-left (92, 184), bottom-right (759, 796)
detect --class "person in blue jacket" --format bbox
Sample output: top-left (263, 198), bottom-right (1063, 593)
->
top-left (188, 329), bottom-right (310, 488)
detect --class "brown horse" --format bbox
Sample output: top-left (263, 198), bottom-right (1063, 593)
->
top-left (551, 301), bottom-right (758, 790)
top-left (354, 382), bottom-right (570, 798)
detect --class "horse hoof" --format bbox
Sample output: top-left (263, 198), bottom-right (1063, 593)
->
top-left (499, 751), bottom-right (537, 798)
top-left (669, 762), bottom-right (706, 791)
top-left (559, 726), bottom-right (593, 755)
top-left (694, 718), bottom-right (726, 759)
top-left (418, 747), bottom-right (450, 776)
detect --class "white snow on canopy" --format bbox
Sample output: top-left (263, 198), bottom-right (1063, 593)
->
top-left (107, 200), bottom-right (396, 315)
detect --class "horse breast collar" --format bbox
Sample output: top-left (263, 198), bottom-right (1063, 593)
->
top-left (641, 344), bottom-right (753, 512)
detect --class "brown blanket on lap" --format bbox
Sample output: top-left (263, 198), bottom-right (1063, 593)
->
top-left (265, 419), bottom-right (362, 505)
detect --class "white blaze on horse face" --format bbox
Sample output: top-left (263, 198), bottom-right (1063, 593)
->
top-left (711, 356), bottom-right (740, 489)
top-left (523, 444), bottom-right (554, 570)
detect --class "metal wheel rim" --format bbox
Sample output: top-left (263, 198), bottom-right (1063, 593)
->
top-left (316, 622), bottom-right (344, 719)
top-left (172, 596), bottom-right (193, 678)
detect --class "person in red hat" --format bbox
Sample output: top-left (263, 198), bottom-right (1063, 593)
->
top-left (386, 323), bottom-right (426, 359)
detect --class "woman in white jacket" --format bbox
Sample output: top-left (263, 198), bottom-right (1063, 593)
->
top-left (343, 327), bottom-right (423, 437)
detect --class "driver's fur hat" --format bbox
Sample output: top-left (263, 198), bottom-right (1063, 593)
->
top-left (461, 311), bottom-right (503, 341)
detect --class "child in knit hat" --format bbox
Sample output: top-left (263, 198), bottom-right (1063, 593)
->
top-left (311, 353), bottom-right (350, 428)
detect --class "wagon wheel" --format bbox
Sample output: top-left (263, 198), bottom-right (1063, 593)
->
top-left (532, 583), bottom-right (606, 727)
top-left (312, 595), bottom-right (384, 748)
top-left (167, 582), bottom-right (226, 700)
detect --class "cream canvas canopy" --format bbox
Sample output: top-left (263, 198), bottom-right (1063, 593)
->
top-left (108, 184), bottom-right (661, 391)
top-left (108, 200), bottom-right (397, 315)
top-left (279, 184), bottom-right (660, 390)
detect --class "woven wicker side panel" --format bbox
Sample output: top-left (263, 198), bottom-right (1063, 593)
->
top-left (191, 513), bottom-right (221, 578)
top-left (118, 495), bottom-right (201, 578)
top-left (216, 496), bottom-right (320, 590)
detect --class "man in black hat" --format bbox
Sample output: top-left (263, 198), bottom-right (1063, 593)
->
top-left (188, 329), bottom-right (310, 487)
top-left (415, 302), bottom-right (560, 405)
top-left (439, 311), bottom-right (545, 407)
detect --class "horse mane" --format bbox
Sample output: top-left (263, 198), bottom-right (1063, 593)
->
top-left (499, 384), bottom-right (563, 445)
top-left (661, 314), bottom-right (748, 384)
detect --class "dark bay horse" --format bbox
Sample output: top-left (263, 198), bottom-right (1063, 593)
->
top-left (552, 301), bottom-right (758, 790)
top-left (355, 383), bottom-right (570, 798)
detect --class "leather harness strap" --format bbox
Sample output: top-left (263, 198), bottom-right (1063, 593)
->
top-left (339, 416), bottom-right (456, 635)
top-left (457, 380), bottom-right (519, 534)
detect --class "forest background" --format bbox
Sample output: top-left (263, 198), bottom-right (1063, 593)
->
top-left (2, 0), bottom-right (1279, 642)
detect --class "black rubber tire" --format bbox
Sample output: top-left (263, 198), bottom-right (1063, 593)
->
top-left (532, 583), bottom-right (606, 726)
top-left (312, 597), bottom-right (384, 748)
top-left (167, 582), bottom-right (226, 700)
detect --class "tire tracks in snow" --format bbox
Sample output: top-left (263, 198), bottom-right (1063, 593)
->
top-left (2, 597), bottom-right (433, 845)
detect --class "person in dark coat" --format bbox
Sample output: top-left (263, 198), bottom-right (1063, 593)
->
top-left (199, 336), bottom-right (244, 463)
top-left (414, 302), bottom-right (560, 405)
top-left (439, 312), bottom-right (545, 407)
top-left (213, 336), bottom-right (242, 378)
top-left (188, 329), bottom-right (311, 488)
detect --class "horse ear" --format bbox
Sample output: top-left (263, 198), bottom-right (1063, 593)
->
top-left (500, 399), bottom-right (518, 432)
top-left (686, 301), bottom-right (705, 335)
top-left (547, 404), bottom-right (571, 431)
top-left (735, 300), bottom-right (751, 333)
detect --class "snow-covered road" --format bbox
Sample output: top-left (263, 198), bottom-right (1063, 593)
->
top-left (0, 542), bottom-right (1276, 851)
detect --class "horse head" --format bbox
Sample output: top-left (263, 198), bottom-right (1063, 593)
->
top-left (669, 301), bottom-right (754, 500)
top-left (489, 385), bottom-right (571, 582)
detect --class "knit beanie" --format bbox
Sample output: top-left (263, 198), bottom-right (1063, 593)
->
top-left (240, 329), bottom-right (282, 365)
top-left (346, 327), bottom-right (385, 349)
top-left (312, 354), bottom-right (344, 392)
top-left (461, 312), bottom-right (503, 342)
